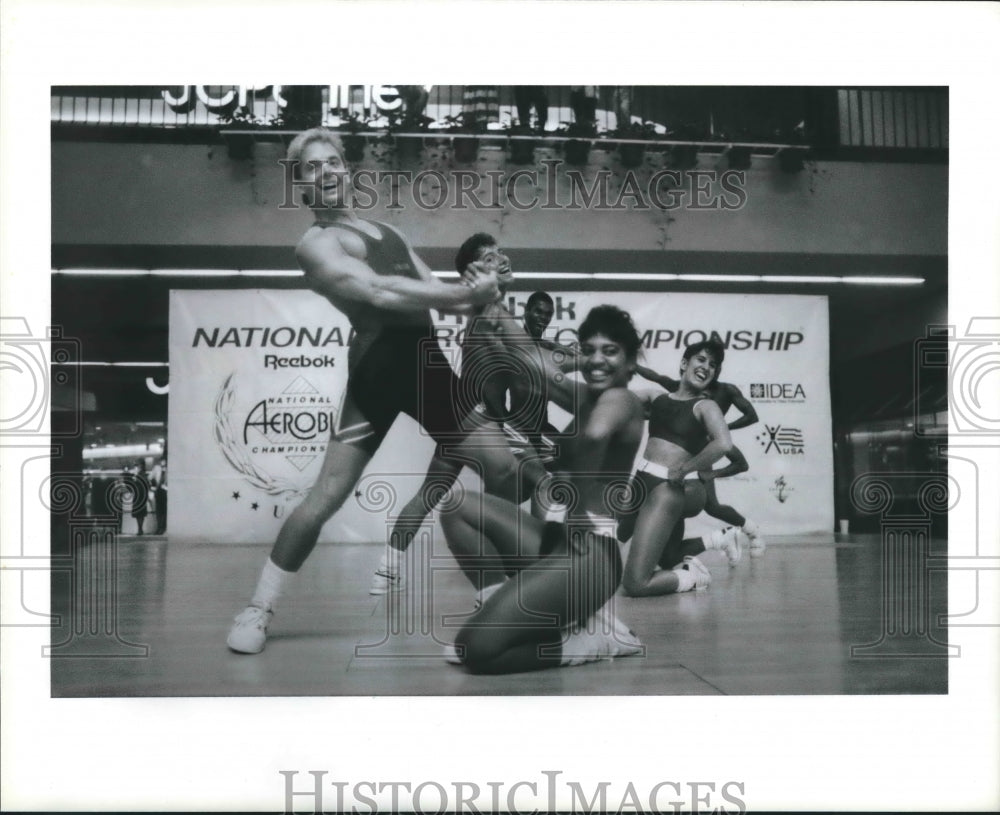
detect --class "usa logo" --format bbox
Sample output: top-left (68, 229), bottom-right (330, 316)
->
top-left (756, 424), bottom-right (804, 455)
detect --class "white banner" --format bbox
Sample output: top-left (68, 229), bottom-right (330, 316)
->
top-left (169, 289), bottom-right (832, 543)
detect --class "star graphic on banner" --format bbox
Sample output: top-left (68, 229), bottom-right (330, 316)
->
top-left (251, 502), bottom-right (259, 511)
top-left (232, 491), bottom-right (241, 500)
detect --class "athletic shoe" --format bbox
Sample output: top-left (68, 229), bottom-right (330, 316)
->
top-left (368, 567), bottom-right (405, 595)
top-left (742, 519), bottom-right (767, 558)
top-left (593, 602), bottom-right (644, 651)
top-left (226, 603), bottom-right (273, 654)
top-left (743, 524), bottom-right (767, 557)
top-left (706, 527), bottom-right (746, 566)
top-left (369, 551), bottom-right (407, 595)
top-left (443, 643), bottom-right (463, 665)
top-left (561, 607), bottom-right (643, 666)
top-left (561, 626), bottom-right (643, 666)
top-left (673, 555), bottom-right (712, 591)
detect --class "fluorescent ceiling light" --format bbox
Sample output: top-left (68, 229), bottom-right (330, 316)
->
top-left (842, 276), bottom-right (924, 285)
top-left (594, 273), bottom-right (680, 281)
top-left (55, 269), bottom-right (149, 276)
top-left (760, 275), bottom-right (841, 284)
top-left (678, 274), bottom-right (764, 282)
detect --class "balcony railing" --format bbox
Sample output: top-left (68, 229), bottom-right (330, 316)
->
top-left (51, 85), bottom-right (947, 158)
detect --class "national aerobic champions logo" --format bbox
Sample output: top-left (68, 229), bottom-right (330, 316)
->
top-left (213, 372), bottom-right (338, 501)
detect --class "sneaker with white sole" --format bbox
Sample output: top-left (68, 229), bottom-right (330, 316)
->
top-left (560, 624), bottom-right (644, 666)
top-left (226, 603), bottom-right (273, 654)
top-left (741, 519), bottom-right (766, 558)
top-left (672, 555), bottom-right (712, 591)
top-left (706, 527), bottom-right (747, 566)
top-left (594, 602), bottom-right (644, 653)
top-left (560, 603), bottom-right (644, 666)
top-left (746, 531), bottom-right (766, 558)
top-left (369, 566), bottom-right (405, 595)
top-left (443, 643), bottom-right (464, 664)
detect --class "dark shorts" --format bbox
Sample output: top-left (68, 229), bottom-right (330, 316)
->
top-left (335, 328), bottom-right (467, 455)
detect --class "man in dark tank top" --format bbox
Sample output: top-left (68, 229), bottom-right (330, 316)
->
top-left (227, 128), bottom-right (501, 654)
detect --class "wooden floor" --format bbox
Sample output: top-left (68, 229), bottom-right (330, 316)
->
top-left (49, 532), bottom-right (951, 697)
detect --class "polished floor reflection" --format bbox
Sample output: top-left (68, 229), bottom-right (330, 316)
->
top-left (50, 532), bottom-right (950, 697)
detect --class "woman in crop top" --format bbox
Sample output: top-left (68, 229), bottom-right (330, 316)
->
top-left (619, 339), bottom-right (748, 597)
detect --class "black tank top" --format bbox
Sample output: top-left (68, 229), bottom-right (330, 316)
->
top-left (647, 394), bottom-right (708, 455)
top-left (312, 219), bottom-right (433, 370)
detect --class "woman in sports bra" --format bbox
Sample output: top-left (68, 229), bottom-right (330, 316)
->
top-left (440, 306), bottom-right (646, 673)
top-left (619, 339), bottom-right (748, 597)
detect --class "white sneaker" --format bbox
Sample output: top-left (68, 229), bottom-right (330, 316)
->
top-left (673, 555), bottom-right (712, 591)
top-left (560, 610), bottom-right (643, 666)
top-left (746, 531), bottom-right (766, 557)
top-left (707, 527), bottom-right (746, 566)
top-left (594, 603), bottom-right (644, 653)
top-left (369, 550), bottom-right (407, 595)
top-left (443, 643), bottom-right (463, 665)
top-left (226, 603), bottom-right (273, 654)
top-left (369, 567), bottom-right (405, 595)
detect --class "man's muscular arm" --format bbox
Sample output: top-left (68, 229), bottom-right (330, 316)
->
top-left (472, 301), bottom-right (585, 415)
top-left (296, 231), bottom-right (498, 311)
top-left (635, 364), bottom-right (680, 392)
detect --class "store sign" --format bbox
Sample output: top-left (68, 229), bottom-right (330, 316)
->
top-left (161, 85), bottom-right (412, 113)
top-left (162, 85), bottom-right (287, 111)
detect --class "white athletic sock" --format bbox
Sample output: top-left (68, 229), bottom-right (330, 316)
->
top-left (250, 557), bottom-right (294, 609)
top-left (702, 529), bottom-right (724, 551)
top-left (742, 518), bottom-right (760, 537)
top-left (671, 563), bottom-right (696, 593)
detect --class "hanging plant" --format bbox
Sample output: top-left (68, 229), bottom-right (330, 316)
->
top-left (560, 122), bottom-right (596, 166)
top-left (671, 144), bottom-right (699, 171)
top-left (216, 107), bottom-right (265, 161)
top-left (376, 109), bottom-right (426, 166)
top-left (504, 123), bottom-right (536, 165)
top-left (338, 112), bottom-right (374, 163)
top-left (779, 149), bottom-right (806, 174)
top-left (611, 121), bottom-right (657, 169)
top-left (443, 113), bottom-right (482, 164)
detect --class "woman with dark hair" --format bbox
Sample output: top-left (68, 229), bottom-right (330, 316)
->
top-left (619, 339), bottom-right (750, 597)
top-left (631, 358), bottom-right (766, 557)
top-left (441, 305), bottom-right (646, 674)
